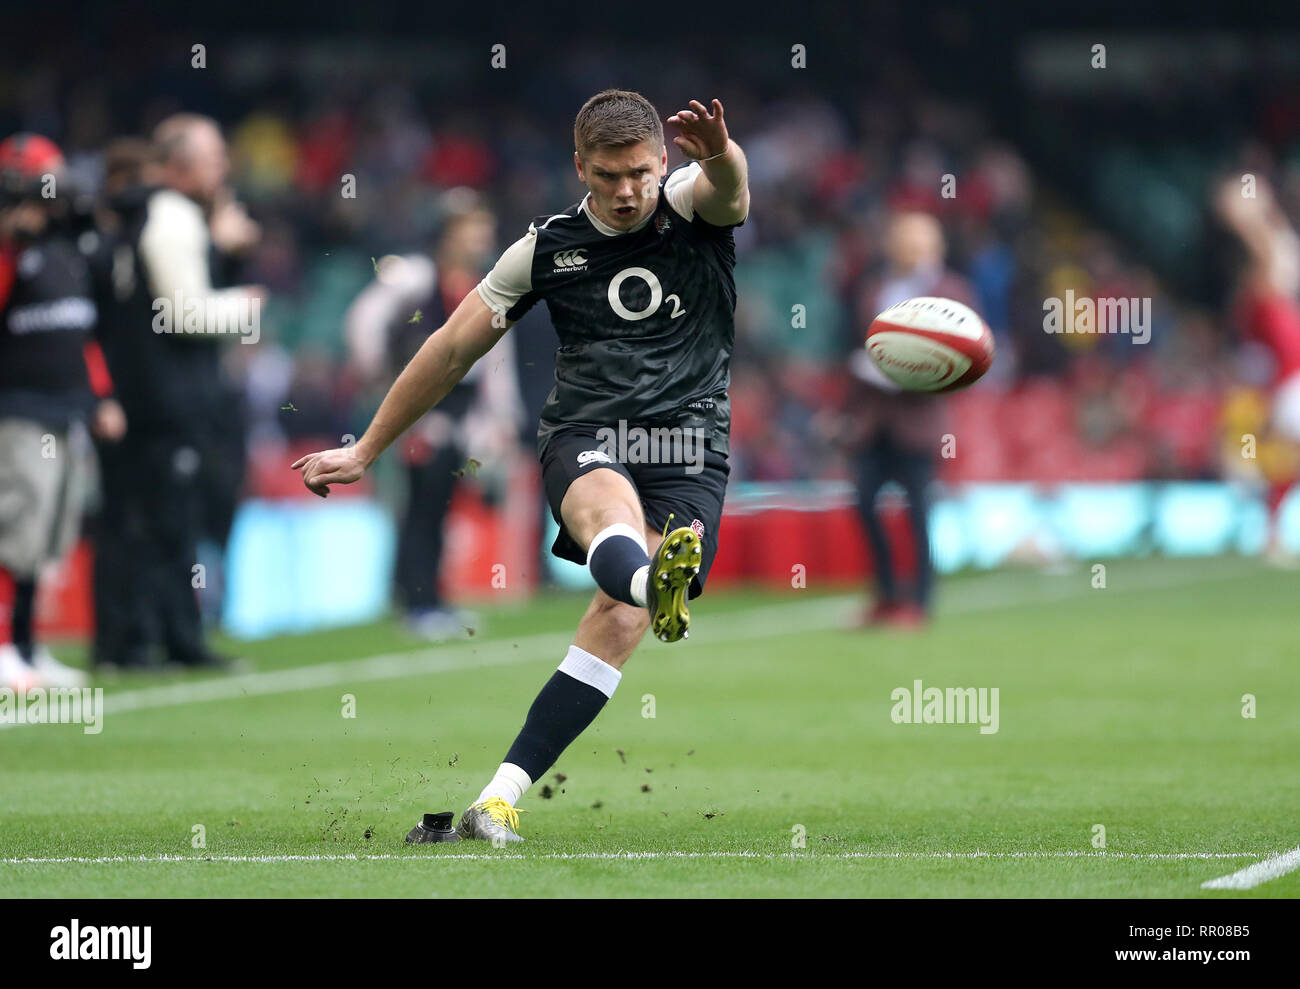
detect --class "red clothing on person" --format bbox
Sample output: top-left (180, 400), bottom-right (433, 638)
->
top-left (1240, 291), bottom-right (1300, 384)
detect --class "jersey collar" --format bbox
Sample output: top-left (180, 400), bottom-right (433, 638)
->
top-left (580, 193), bottom-right (657, 237)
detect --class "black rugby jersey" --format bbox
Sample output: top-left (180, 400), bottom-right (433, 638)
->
top-left (0, 230), bottom-right (98, 426)
top-left (476, 162), bottom-right (744, 456)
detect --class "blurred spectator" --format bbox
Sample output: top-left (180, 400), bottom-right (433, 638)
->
top-left (92, 114), bottom-right (263, 669)
top-left (343, 192), bottom-right (522, 638)
top-left (86, 136), bottom-right (153, 670)
top-left (1215, 173), bottom-right (1300, 562)
top-left (832, 212), bottom-right (974, 627)
top-left (0, 133), bottom-right (117, 688)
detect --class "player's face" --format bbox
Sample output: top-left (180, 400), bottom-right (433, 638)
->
top-left (576, 140), bottom-right (667, 230)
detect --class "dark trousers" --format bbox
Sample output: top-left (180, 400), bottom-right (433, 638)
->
top-left (852, 435), bottom-right (934, 608)
top-left (92, 437), bottom-right (148, 666)
top-left (394, 440), bottom-right (463, 612)
top-left (93, 431), bottom-right (206, 666)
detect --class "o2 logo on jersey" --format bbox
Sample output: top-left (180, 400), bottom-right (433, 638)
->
top-left (608, 266), bottom-right (686, 322)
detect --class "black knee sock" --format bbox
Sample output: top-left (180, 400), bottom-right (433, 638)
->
top-left (11, 577), bottom-right (36, 662)
top-left (587, 526), bottom-right (649, 607)
top-left (503, 670), bottom-right (612, 782)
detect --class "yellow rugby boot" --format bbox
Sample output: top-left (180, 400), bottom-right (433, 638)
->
top-left (646, 514), bottom-right (702, 643)
top-left (456, 797), bottom-right (526, 843)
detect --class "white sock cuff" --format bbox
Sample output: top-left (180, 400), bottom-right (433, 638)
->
top-left (476, 762), bottom-right (533, 807)
top-left (587, 522), bottom-right (648, 560)
top-left (497, 762), bottom-right (533, 796)
top-left (557, 644), bottom-right (623, 699)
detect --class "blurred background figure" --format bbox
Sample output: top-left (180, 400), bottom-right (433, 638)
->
top-left (91, 114), bottom-right (263, 670)
top-left (343, 191), bottom-right (522, 639)
top-left (196, 183), bottom-right (262, 626)
top-left (831, 213), bottom-right (975, 628)
top-left (1214, 173), bottom-right (1300, 565)
top-left (86, 136), bottom-right (154, 671)
top-left (0, 133), bottom-right (120, 688)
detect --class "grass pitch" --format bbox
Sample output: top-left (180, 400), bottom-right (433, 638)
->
top-left (2, 555), bottom-right (1297, 898)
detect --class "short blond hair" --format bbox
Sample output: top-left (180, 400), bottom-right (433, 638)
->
top-left (573, 89), bottom-right (663, 161)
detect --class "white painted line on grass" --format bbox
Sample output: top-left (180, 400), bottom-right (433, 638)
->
top-left (1201, 846), bottom-right (1300, 890)
top-left (0, 597), bottom-right (846, 728)
top-left (1, 850), bottom-right (1265, 865)
top-left (0, 556), bottom-right (1264, 728)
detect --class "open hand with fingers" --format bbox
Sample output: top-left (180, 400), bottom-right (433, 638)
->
top-left (291, 445), bottom-right (369, 498)
top-left (667, 99), bottom-right (730, 161)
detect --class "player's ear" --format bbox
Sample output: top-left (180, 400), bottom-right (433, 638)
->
top-left (573, 150), bottom-right (584, 181)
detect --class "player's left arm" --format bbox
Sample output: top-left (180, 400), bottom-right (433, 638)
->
top-left (668, 99), bottom-right (750, 227)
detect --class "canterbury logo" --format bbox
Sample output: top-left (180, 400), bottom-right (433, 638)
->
top-left (553, 250), bottom-right (587, 269)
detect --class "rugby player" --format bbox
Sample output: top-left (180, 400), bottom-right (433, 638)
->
top-left (292, 90), bottom-right (749, 842)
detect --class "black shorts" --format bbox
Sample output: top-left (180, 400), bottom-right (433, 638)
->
top-left (540, 425), bottom-right (730, 599)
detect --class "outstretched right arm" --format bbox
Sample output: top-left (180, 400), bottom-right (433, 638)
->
top-left (292, 291), bottom-right (510, 497)
top-left (1215, 176), bottom-right (1300, 298)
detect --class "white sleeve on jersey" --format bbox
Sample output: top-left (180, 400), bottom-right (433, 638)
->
top-left (475, 224), bottom-right (538, 316)
top-left (664, 162), bottom-right (702, 221)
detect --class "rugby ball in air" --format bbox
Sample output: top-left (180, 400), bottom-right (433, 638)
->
top-left (866, 297), bottom-right (994, 392)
